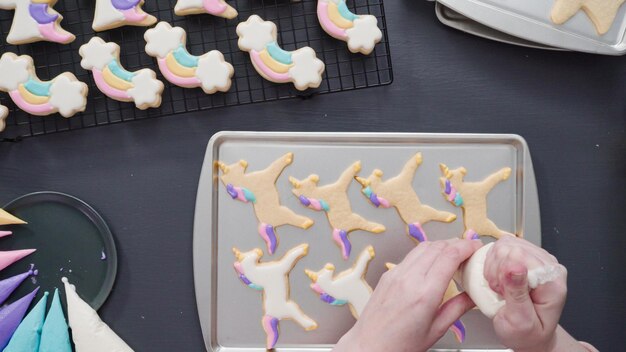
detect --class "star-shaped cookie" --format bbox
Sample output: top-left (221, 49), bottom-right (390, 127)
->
top-left (551, 0), bottom-right (626, 35)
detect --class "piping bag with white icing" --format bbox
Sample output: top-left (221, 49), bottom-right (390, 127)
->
top-left (455, 242), bottom-right (565, 319)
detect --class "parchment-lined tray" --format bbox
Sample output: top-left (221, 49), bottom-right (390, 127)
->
top-left (437, 0), bottom-right (626, 55)
top-left (193, 132), bottom-right (541, 351)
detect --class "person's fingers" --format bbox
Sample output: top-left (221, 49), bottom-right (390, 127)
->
top-left (486, 248), bottom-right (545, 295)
top-left (425, 239), bottom-right (482, 298)
top-left (529, 268), bottom-right (568, 330)
top-left (494, 261), bottom-right (539, 332)
top-left (398, 240), bottom-right (447, 278)
top-left (431, 292), bottom-right (475, 339)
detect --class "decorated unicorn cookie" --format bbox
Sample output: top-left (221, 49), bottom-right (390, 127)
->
top-left (174, 0), bottom-right (236, 18)
top-left (355, 153), bottom-right (456, 243)
top-left (217, 153), bottom-right (313, 255)
top-left (0, 53), bottom-right (88, 118)
top-left (0, 105), bottom-right (8, 132)
top-left (290, 161), bottom-right (385, 260)
top-left (317, 0), bottom-right (382, 54)
top-left (92, 0), bottom-right (156, 31)
top-left (386, 262), bottom-right (466, 343)
top-left (0, 0), bottom-right (74, 44)
top-left (144, 22), bottom-right (234, 94)
top-left (305, 245), bottom-right (375, 319)
top-left (439, 164), bottom-right (514, 239)
top-left (237, 15), bottom-right (325, 91)
top-left (233, 244), bottom-right (317, 349)
top-left (551, 0), bottom-right (625, 35)
top-left (80, 37), bottom-right (164, 110)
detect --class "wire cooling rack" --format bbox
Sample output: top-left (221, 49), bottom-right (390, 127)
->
top-left (0, 0), bottom-right (392, 140)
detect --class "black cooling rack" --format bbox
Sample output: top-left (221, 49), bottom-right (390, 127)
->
top-left (0, 0), bottom-right (392, 140)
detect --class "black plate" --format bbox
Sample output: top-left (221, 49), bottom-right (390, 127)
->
top-left (0, 192), bottom-right (117, 310)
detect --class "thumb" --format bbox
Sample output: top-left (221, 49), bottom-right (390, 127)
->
top-left (496, 263), bottom-right (538, 327)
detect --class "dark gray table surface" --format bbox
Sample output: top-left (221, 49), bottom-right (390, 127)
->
top-left (1, 1), bottom-right (624, 351)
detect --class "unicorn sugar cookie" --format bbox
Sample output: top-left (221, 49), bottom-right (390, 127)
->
top-left (92, 0), bottom-right (156, 32)
top-left (0, 0), bottom-right (74, 44)
top-left (305, 245), bottom-right (375, 319)
top-left (355, 153), bottom-right (457, 243)
top-left (290, 161), bottom-right (385, 260)
top-left (80, 37), bottom-right (164, 110)
top-left (386, 262), bottom-right (466, 343)
top-left (439, 164), bottom-right (515, 239)
top-left (174, 0), bottom-right (237, 18)
top-left (317, 0), bottom-right (382, 54)
top-left (551, 0), bottom-right (625, 35)
top-left (217, 153), bottom-right (313, 255)
top-left (144, 22), bottom-right (234, 94)
top-left (0, 105), bottom-right (8, 132)
top-left (233, 244), bottom-right (317, 350)
top-left (0, 53), bottom-right (88, 118)
top-left (237, 15), bottom-right (325, 91)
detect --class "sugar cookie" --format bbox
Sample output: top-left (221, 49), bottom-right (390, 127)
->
top-left (174, 0), bottom-right (237, 18)
top-left (317, 0), bottom-right (382, 55)
top-left (355, 153), bottom-right (456, 243)
top-left (144, 22), bottom-right (234, 94)
top-left (0, 207), bottom-right (25, 225)
top-left (386, 262), bottom-right (466, 343)
top-left (0, 0), bottom-right (74, 45)
top-left (551, 0), bottom-right (625, 35)
top-left (233, 244), bottom-right (318, 350)
top-left (0, 53), bottom-right (88, 118)
top-left (305, 245), bottom-right (375, 319)
top-left (0, 105), bottom-right (8, 132)
top-left (92, 0), bottom-right (156, 32)
top-left (80, 37), bottom-right (164, 110)
top-left (217, 153), bottom-right (313, 255)
top-left (439, 164), bottom-right (515, 239)
top-left (237, 15), bottom-right (325, 91)
top-left (290, 161), bottom-right (385, 259)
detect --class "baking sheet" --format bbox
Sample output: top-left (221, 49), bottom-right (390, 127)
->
top-left (194, 132), bottom-right (540, 351)
top-left (437, 0), bottom-right (626, 55)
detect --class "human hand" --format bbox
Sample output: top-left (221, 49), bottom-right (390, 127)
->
top-left (484, 236), bottom-right (568, 352)
top-left (333, 239), bottom-right (482, 352)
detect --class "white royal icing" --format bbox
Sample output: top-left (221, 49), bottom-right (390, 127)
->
top-left (62, 277), bottom-right (134, 352)
top-left (48, 74), bottom-right (88, 117)
top-left (0, 0), bottom-right (41, 43)
top-left (195, 50), bottom-right (233, 93)
top-left (288, 47), bottom-right (325, 91)
top-left (0, 105), bottom-right (8, 132)
top-left (234, 244), bottom-right (317, 328)
top-left (144, 22), bottom-right (185, 59)
top-left (345, 15), bottom-right (382, 55)
top-left (79, 37), bottom-right (118, 71)
top-left (236, 15), bottom-right (277, 52)
top-left (306, 246), bottom-right (374, 319)
top-left (0, 53), bottom-right (30, 91)
top-left (127, 70), bottom-right (163, 108)
top-left (93, 0), bottom-right (127, 30)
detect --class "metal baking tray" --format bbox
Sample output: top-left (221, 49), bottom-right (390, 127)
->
top-left (436, 0), bottom-right (626, 55)
top-left (193, 132), bottom-right (541, 351)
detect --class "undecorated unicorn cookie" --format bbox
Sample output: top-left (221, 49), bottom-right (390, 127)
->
top-left (305, 245), bottom-right (375, 319)
top-left (290, 161), bottom-right (385, 260)
top-left (0, 53), bottom-right (88, 117)
top-left (233, 244), bottom-right (317, 350)
top-left (217, 153), bottom-right (313, 255)
top-left (174, 0), bottom-right (237, 18)
top-left (439, 164), bottom-right (515, 239)
top-left (80, 37), bottom-right (164, 110)
top-left (237, 15), bottom-right (325, 91)
top-left (0, 0), bottom-right (74, 44)
top-left (144, 22), bottom-right (234, 94)
top-left (317, 0), bottom-right (382, 54)
top-left (355, 153), bottom-right (456, 243)
top-left (0, 105), bottom-right (7, 132)
top-left (92, 0), bottom-right (156, 32)
top-left (551, 0), bottom-right (625, 35)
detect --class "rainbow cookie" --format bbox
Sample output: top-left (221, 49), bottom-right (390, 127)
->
top-left (174, 0), bottom-right (236, 18)
top-left (237, 15), bottom-right (325, 91)
top-left (290, 161), bottom-right (385, 260)
top-left (0, 53), bottom-right (88, 118)
top-left (144, 22), bottom-right (234, 94)
top-left (233, 244), bottom-right (317, 349)
top-left (0, 0), bottom-right (74, 45)
top-left (439, 164), bottom-right (515, 239)
top-left (355, 153), bottom-right (457, 243)
top-left (92, 0), bottom-right (156, 31)
top-left (80, 37), bottom-right (164, 110)
top-left (317, 0), bottom-right (382, 54)
top-left (551, 0), bottom-right (625, 35)
top-left (0, 105), bottom-right (7, 132)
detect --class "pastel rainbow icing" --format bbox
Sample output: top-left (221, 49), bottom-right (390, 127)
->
top-left (450, 318), bottom-right (466, 343)
top-left (92, 0), bottom-right (156, 31)
top-left (298, 195), bottom-right (330, 212)
top-left (144, 22), bottom-right (234, 94)
top-left (0, 53), bottom-right (88, 117)
top-left (262, 315), bottom-right (279, 350)
top-left (444, 179), bottom-right (464, 207)
top-left (408, 222), bottom-right (427, 242)
top-left (226, 184), bottom-right (256, 203)
top-left (317, 0), bottom-right (382, 54)
top-left (361, 186), bottom-right (390, 208)
top-left (174, 0), bottom-right (237, 18)
top-left (332, 228), bottom-right (351, 260)
top-left (464, 229), bottom-right (480, 240)
top-left (0, 0), bottom-right (74, 44)
top-left (233, 262), bottom-right (263, 290)
top-left (258, 223), bottom-right (277, 255)
top-left (310, 282), bottom-right (348, 306)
